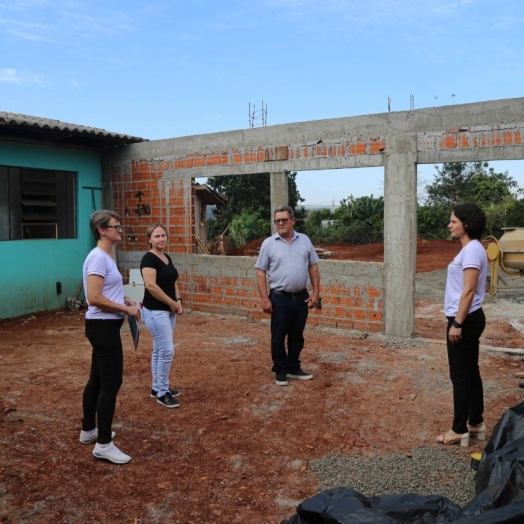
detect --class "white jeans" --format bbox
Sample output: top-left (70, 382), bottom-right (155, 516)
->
top-left (141, 307), bottom-right (176, 397)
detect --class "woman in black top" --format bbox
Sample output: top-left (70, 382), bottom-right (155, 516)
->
top-left (140, 223), bottom-right (182, 408)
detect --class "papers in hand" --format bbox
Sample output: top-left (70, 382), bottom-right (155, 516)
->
top-left (128, 315), bottom-right (140, 351)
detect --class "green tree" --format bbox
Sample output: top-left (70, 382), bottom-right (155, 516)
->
top-left (424, 161), bottom-right (518, 207)
top-left (419, 161), bottom-right (522, 239)
top-left (506, 199), bottom-right (524, 229)
top-left (332, 195), bottom-right (384, 229)
top-left (304, 195), bottom-right (384, 244)
top-left (205, 172), bottom-right (304, 241)
top-left (417, 205), bottom-right (450, 240)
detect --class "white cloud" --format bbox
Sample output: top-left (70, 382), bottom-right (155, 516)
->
top-left (0, 2), bottom-right (136, 42)
top-left (0, 68), bottom-right (45, 85)
top-left (0, 16), bottom-right (55, 40)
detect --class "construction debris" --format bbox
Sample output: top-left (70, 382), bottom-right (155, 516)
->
top-left (315, 247), bottom-right (337, 259)
top-left (207, 233), bottom-right (235, 255)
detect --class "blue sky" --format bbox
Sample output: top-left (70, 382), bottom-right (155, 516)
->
top-left (1, 0), bottom-right (523, 206)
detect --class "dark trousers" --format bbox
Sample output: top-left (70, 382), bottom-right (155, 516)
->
top-left (82, 318), bottom-right (124, 444)
top-left (446, 308), bottom-right (486, 434)
top-left (270, 290), bottom-right (309, 373)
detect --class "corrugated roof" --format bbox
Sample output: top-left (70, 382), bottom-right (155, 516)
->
top-left (0, 111), bottom-right (146, 149)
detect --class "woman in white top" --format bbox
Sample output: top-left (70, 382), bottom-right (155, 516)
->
top-left (80, 210), bottom-right (139, 464)
top-left (436, 203), bottom-right (488, 447)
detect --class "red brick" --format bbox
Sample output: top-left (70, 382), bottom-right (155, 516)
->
top-left (369, 140), bottom-right (386, 154)
top-left (364, 286), bottom-right (381, 298)
top-left (365, 311), bottom-right (382, 322)
top-left (227, 298), bottom-right (242, 307)
top-left (352, 309), bottom-right (365, 320)
top-left (491, 133), bottom-right (502, 146)
top-left (442, 135), bottom-right (457, 148)
top-left (332, 307), bottom-right (348, 318)
top-left (459, 134), bottom-right (469, 148)
top-left (366, 322), bottom-right (383, 333)
top-left (351, 142), bottom-right (367, 155)
top-left (205, 155), bottom-right (218, 166)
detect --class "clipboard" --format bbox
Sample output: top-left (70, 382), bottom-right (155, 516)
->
top-left (128, 316), bottom-right (140, 351)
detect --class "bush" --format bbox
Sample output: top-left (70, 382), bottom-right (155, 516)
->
top-left (229, 210), bottom-right (270, 246)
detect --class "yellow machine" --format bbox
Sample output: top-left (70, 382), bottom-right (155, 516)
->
top-left (485, 228), bottom-right (524, 299)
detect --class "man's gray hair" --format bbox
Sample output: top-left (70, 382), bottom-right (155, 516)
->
top-left (274, 205), bottom-right (294, 219)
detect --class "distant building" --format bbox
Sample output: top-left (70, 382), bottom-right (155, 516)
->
top-left (321, 220), bottom-right (339, 229)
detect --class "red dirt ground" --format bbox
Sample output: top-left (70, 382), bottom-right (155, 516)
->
top-left (1, 240), bottom-right (523, 523)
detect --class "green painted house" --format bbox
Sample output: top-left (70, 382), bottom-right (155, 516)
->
top-left (0, 112), bottom-right (144, 319)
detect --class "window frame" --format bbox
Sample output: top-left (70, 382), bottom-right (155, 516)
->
top-left (0, 165), bottom-right (77, 241)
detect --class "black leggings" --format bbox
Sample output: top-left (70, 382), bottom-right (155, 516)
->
top-left (82, 318), bottom-right (124, 444)
top-left (446, 308), bottom-right (486, 434)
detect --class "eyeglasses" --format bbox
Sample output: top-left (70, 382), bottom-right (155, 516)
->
top-left (105, 225), bottom-right (123, 232)
top-left (273, 218), bottom-right (291, 224)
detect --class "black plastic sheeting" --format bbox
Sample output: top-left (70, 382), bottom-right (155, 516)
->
top-left (281, 401), bottom-right (524, 524)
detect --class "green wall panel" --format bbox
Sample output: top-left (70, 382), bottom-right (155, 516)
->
top-left (0, 142), bottom-right (101, 318)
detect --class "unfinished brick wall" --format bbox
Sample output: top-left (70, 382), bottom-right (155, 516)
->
top-left (171, 256), bottom-right (385, 333)
top-left (112, 132), bottom-right (387, 332)
top-left (110, 106), bottom-right (524, 335)
top-left (112, 161), bottom-right (195, 251)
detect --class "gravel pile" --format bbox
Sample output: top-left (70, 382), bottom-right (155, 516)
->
top-left (310, 446), bottom-right (477, 507)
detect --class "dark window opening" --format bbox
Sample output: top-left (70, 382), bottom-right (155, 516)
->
top-left (0, 166), bottom-right (77, 240)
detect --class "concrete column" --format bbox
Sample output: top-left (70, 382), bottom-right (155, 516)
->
top-left (384, 133), bottom-right (418, 337)
top-left (270, 171), bottom-right (289, 234)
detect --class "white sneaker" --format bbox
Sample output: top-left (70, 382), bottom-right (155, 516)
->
top-left (92, 442), bottom-right (131, 464)
top-left (79, 429), bottom-right (116, 445)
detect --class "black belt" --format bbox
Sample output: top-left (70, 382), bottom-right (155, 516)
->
top-left (271, 289), bottom-right (307, 298)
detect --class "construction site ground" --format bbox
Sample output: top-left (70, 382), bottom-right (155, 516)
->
top-left (1, 239), bottom-right (524, 523)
